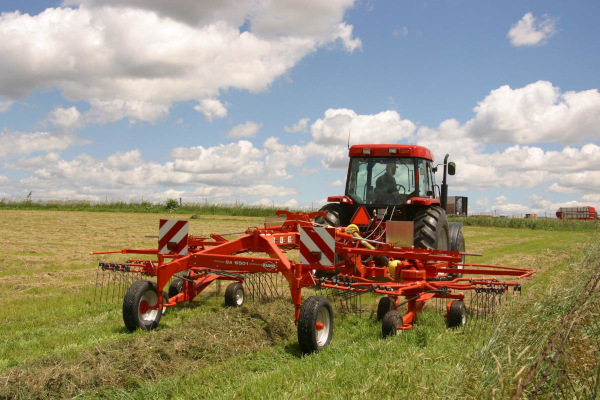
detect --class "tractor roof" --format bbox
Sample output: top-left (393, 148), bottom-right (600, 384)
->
top-left (349, 144), bottom-right (434, 161)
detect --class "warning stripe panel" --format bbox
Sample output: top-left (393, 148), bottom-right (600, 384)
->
top-left (299, 226), bottom-right (335, 266)
top-left (158, 219), bottom-right (189, 255)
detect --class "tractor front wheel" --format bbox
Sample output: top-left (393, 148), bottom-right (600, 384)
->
top-left (123, 280), bottom-right (163, 331)
top-left (447, 300), bottom-right (467, 328)
top-left (448, 226), bottom-right (465, 279)
top-left (298, 296), bottom-right (334, 354)
top-left (224, 282), bottom-right (245, 307)
top-left (314, 203), bottom-right (350, 227)
top-left (382, 310), bottom-right (404, 338)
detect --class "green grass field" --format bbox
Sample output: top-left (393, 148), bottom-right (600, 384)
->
top-left (0, 210), bottom-right (598, 399)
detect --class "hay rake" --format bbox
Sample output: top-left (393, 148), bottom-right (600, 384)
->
top-left (93, 210), bottom-right (534, 353)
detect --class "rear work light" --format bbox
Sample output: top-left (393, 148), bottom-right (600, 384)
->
top-left (362, 148), bottom-right (371, 155)
top-left (388, 148), bottom-right (398, 154)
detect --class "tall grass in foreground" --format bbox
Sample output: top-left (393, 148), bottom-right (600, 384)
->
top-left (0, 199), bottom-right (285, 217)
top-left (451, 215), bottom-right (600, 231)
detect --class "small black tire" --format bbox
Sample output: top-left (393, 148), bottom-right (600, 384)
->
top-left (298, 296), bottom-right (334, 354)
top-left (377, 297), bottom-right (394, 321)
top-left (168, 278), bottom-right (184, 299)
top-left (123, 280), bottom-right (162, 332)
top-left (382, 310), bottom-right (404, 338)
top-left (447, 300), bottom-right (467, 328)
top-left (413, 206), bottom-right (450, 250)
top-left (224, 282), bottom-right (244, 307)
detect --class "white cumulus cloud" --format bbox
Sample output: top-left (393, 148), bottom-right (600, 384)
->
top-left (466, 81), bottom-right (600, 144)
top-left (0, 130), bottom-right (87, 159)
top-left (46, 106), bottom-right (83, 130)
top-left (507, 12), bottom-right (557, 47)
top-left (226, 121), bottom-right (263, 138)
top-left (194, 99), bottom-right (227, 122)
top-left (308, 108), bottom-right (416, 168)
top-left (0, 2), bottom-right (359, 124)
top-left (285, 117), bottom-right (310, 133)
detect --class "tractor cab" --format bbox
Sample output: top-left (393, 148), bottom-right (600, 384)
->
top-left (346, 145), bottom-right (438, 207)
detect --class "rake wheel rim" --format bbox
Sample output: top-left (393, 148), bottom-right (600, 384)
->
top-left (139, 289), bottom-right (159, 323)
top-left (316, 307), bottom-right (331, 346)
top-left (235, 287), bottom-right (244, 306)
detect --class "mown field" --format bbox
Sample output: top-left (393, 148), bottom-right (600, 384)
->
top-left (0, 210), bottom-right (599, 399)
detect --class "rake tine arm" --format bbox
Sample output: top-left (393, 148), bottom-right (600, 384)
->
top-left (91, 248), bottom-right (158, 255)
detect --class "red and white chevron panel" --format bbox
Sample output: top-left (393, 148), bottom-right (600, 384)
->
top-left (158, 219), bottom-right (189, 255)
top-left (299, 226), bottom-right (335, 266)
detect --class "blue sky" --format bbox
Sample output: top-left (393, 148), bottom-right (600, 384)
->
top-left (0, 0), bottom-right (599, 216)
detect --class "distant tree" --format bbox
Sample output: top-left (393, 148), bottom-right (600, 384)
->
top-left (165, 198), bottom-right (179, 211)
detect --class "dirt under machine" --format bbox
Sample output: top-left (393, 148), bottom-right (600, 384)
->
top-left (94, 144), bottom-right (534, 353)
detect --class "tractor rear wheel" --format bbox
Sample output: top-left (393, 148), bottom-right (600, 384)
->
top-left (413, 206), bottom-right (450, 250)
top-left (123, 280), bottom-right (163, 331)
top-left (298, 296), bottom-right (334, 354)
top-left (377, 297), bottom-right (394, 321)
top-left (381, 310), bottom-right (404, 338)
top-left (447, 300), bottom-right (467, 328)
top-left (224, 282), bottom-right (245, 307)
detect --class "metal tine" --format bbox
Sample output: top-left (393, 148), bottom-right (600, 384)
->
top-left (118, 270), bottom-right (124, 299)
top-left (99, 267), bottom-right (105, 302)
top-left (473, 290), bottom-right (481, 320)
top-left (107, 270), bottom-right (113, 303)
top-left (257, 274), bottom-right (264, 300)
top-left (246, 274), bottom-right (254, 301)
top-left (94, 265), bottom-right (100, 301)
top-left (483, 289), bottom-right (490, 319)
top-left (111, 270), bottom-right (118, 302)
top-left (100, 268), bottom-right (107, 303)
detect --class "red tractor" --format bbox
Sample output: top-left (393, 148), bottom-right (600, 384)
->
top-left (317, 144), bottom-right (464, 258)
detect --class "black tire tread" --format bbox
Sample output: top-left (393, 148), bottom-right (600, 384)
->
top-left (381, 310), bottom-right (403, 338)
top-left (168, 278), bottom-right (184, 299)
top-left (377, 297), bottom-right (394, 321)
top-left (448, 229), bottom-right (465, 279)
top-left (447, 300), bottom-right (466, 328)
top-left (413, 206), bottom-right (449, 250)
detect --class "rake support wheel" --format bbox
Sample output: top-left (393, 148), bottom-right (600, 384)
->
top-left (382, 310), bottom-right (404, 338)
top-left (298, 296), bottom-right (334, 354)
top-left (377, 296), bottom-right (394, 321)
top-left (168, 278), bottom-right (184, 299)
top-left (224, 282), bottom-right (245, 307)
top-left (447, 300), bottom-right (467, 328)
top-left (123, 280), bottom-right (163, 331)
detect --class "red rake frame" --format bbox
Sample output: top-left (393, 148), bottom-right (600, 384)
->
top-left (93, 210), bottom-right (534, 352)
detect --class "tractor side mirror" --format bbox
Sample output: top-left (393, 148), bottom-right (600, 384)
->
top-left (447, 162), bottom-right (456, 176)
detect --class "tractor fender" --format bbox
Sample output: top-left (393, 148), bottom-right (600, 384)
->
top-left (448, 222), bottom-right (463, 252)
